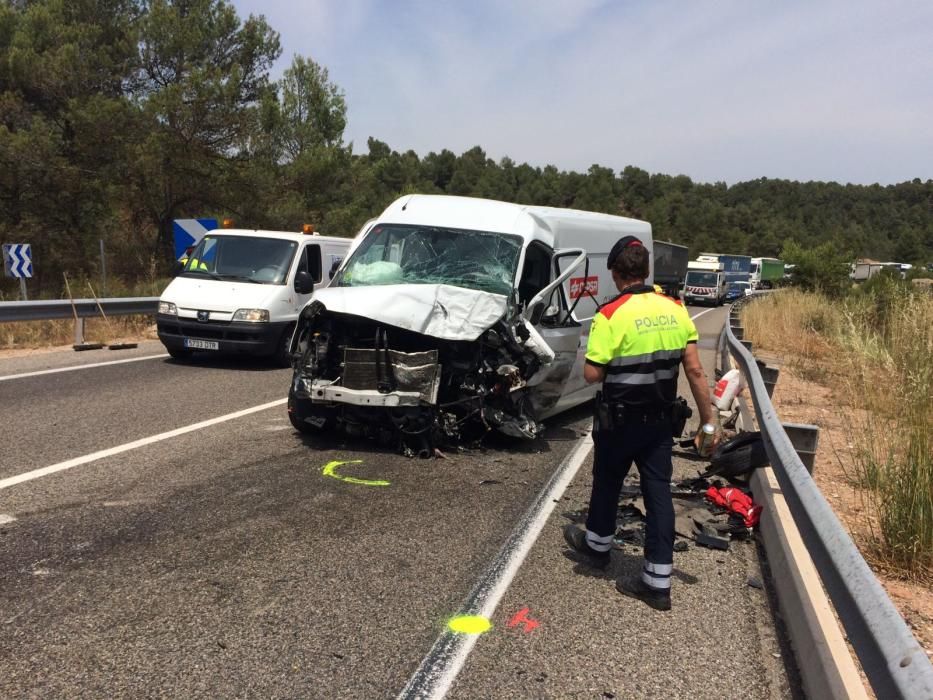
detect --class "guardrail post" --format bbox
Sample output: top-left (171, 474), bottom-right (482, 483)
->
top-left (740, 339), bottom-right (753, 352)
top-left (732, 325), bottom-right (745, 340)
top-left (756, 360), bottom-right (780, 398)
top-left (74, 317), bottom-right (85, 346)
top-left (781, 422), bottom-right (820, 474)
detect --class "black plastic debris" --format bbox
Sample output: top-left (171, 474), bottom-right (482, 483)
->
top-left (702, 431), bottom-right (770, 479)
top-left (695, 526), bottom-right (730, 551)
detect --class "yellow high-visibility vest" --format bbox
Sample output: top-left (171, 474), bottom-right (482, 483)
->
top-left (585, 285), bottom-right (698, 406)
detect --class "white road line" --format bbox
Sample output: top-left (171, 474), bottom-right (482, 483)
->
top-left (0, 353), bottom-right (169, 382)
top-left (398, 433), bottom-right (594, 700)
top-left (0, 398), bottom-right (287, 491)
top-left (689, 306), bottom-right (718, 322)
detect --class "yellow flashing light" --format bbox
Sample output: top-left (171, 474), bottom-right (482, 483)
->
top-left (222, 218), bottom-right (235, 228)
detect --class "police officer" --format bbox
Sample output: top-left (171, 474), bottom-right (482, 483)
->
top-left (563, 235), bottom-right (718, 611)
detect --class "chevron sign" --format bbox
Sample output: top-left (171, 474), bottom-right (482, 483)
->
top-left (2, 243), bottom-right (33, 278)
top-left (172, 219), bottom-right (218, 260)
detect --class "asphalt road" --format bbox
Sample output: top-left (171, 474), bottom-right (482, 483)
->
top-left (0, 304), bottom-right (796, 698)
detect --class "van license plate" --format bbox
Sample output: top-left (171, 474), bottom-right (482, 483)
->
top-left (184, 338), bottom-right (219, 351)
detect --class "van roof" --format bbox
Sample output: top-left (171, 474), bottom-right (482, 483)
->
top-left (376, 194), bottom-right (650, 250)
top-left (206, 229), bottom-right (350, 244)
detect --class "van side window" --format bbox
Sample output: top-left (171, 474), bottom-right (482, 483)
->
top-left (299, 244), bottom-right (323, 283)
top-left (518, 242), bottom-right (552, 307)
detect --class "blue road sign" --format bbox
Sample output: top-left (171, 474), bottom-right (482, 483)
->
top-left (2, 243), bottom-right (33, 278)
top-left (172, 219), bottom-right (218, 260)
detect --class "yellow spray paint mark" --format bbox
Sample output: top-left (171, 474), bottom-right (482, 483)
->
top-left (447, 615), bottom-right (492, 634)
top-left (321, 460), bottom-right (390, 487)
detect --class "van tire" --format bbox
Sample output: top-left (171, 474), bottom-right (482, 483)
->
top-left (167, 347), bottom-right (192, 361)
top-left (705, 431), bottom-right (769, 478)
top-left (273, 324), bottom-right (295, 368)
top-left (288, 393), bottom-right (332, 434)
top-left (288, 407), bottom-right (315, 434)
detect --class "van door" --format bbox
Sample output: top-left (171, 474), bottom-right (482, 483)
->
top-left (292, 243), bottom-right (322, 312)
top-left (542, 251), bottom-right (605, 413)
top-left (520, 242), bottom-right (587, 416)
top-left (323, 242), bottom-right (348, 282)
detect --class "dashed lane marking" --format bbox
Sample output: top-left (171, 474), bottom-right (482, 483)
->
top-left (0, 398), bottom-right (287, 491)
top-left (0, 353), bottom-right (170, 382)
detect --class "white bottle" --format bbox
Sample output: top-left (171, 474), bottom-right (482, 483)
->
top-left (713, 369), bottom-right (745, 410)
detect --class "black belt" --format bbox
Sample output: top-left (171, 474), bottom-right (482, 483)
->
top-left (609, 403), bottom-right (673, 425)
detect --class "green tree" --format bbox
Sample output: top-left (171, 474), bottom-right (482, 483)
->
top-left (131, 0), bottom-right (281, 257)
top-left (781, 239), bottom-right (852, 297)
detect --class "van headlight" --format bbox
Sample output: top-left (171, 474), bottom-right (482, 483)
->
top-left (233, 308), bottom-right (270, 322)
top-left (158, 301), bottom-right (177, 315)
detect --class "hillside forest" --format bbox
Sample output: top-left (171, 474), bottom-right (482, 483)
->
top-left (1, 0), bottom-right (932, 298)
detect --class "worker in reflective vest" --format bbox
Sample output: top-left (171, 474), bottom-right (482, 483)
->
top-left (563, 235), bottom-right (719, 611)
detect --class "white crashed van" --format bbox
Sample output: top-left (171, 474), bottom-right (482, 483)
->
top-left (157, 228), bottom-right (350, 365)
top-left (287, 195), bottom-right (653, 454)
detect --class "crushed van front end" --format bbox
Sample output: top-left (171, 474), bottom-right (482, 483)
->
top-left (287, 289), bottom-right (551, 456)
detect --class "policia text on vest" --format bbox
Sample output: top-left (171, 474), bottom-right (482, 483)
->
top-left (563, 235), bottom-right (719, 612)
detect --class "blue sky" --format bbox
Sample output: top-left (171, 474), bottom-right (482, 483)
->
top-left (232, 0), bottom-right (932, 185)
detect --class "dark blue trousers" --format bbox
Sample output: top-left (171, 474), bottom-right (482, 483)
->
top-left (585, 421), bottom-right (675, 568)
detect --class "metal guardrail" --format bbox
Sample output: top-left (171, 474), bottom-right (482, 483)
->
top-left (0, 297), bottom-right (159, 322)
top-left (723, 294), bottom-right (933, 700)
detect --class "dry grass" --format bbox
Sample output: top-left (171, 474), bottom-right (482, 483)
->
top-left (0, 316), bottom-right (157, 350)
top-left (0, 273), bottom-right (168, 350)
top-left (744, 286), bottom-right (933, 578)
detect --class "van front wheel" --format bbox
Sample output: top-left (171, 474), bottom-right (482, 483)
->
top-left (167, 346), bottom-right (192, 361)
top-left (273, 324), bottom-right (295, 368)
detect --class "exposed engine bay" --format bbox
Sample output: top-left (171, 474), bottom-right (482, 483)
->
top-left (288, 294), bottom-right (555, 457)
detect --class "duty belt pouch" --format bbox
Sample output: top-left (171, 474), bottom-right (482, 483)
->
top-left (593, 391), bottom-right (613, 435)
top-left (671, 397), bottom-right (693, 437)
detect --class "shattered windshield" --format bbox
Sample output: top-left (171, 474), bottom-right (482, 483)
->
top-left (686, 272), bottom-right (718, 286)
top-left (334, 224), bottom-right (521, 296)
top-left (181, 235), bottom-right (297, 285)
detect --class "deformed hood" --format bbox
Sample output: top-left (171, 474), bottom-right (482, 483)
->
top-left (309, 284), bottom-right (508, 341)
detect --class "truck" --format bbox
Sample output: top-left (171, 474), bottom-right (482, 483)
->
top-left (750, 257), bottom-right (784, 289)
top-left (653, 241), bottom-right (689, 297)
top-left (287, 194), bottom-right (657, 455)
top-left (683, 260), bottom-right (727, 306)
top-left (699, 253), bottom-right (752, 301)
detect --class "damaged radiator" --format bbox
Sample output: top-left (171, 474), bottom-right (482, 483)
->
top-left (342, 348), bottom-right (441, 403)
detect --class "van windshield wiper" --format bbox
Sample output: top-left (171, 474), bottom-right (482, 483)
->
top-left (184, 269), bottom-right (223, 281)
top-left (219, 274), bottom-right (264, 284)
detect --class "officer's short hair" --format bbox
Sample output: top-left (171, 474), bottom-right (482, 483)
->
top-left (608, 236), bottom-right (649, 279)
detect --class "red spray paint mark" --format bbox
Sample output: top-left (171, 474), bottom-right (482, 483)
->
top-left (507, 607), bottom-right (540, 633)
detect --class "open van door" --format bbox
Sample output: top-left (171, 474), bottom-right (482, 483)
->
top-left (519, 245), bottom-right (588, 415)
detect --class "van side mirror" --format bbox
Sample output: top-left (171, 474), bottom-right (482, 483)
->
top-left (294, 271), bottom-right (315, 295)
top-left (171, 260), bottom-right (184, 277)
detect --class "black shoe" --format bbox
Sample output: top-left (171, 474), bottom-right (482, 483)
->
top-left (562, 525), bottom-right (610, 569)
top-left (616, 575), bottom-right (671, 611)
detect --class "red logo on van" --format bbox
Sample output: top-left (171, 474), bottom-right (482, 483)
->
top-left (569, 276), bottom-right (599, 299)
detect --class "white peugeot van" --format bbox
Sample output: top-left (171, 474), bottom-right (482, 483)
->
top-left (157, 228), bottom-right (350, 365)
top-left (287, 195), bottom-right (655, 454)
